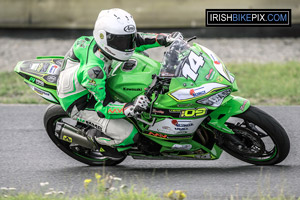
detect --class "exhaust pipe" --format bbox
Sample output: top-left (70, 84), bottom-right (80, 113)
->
top-left (55, 122), bottom-right (95, 149)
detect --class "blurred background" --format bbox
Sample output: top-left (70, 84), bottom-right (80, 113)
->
top-left (0, 0), bottom-right (299, 104)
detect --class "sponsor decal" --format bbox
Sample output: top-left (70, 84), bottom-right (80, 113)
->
top-left (30, 63), bottom-right (40, 70)
top-left (104, 47), bottom-right (115, 55)
top-left (108, 108), bottom-right (123, 114)
top-left (124, 25), bottom-right (136, 32)
top-left (76, 39), bottom-right (87, 48)
top-left (152, 109), bottom-right (165, 114)
top-left (177, 103), bottom-right (194, 107)
top-left (39, 63), bottom-right (50, 72)
top-left (181, 108), bottom-right (207, 118)
top-left (205, 68), bottom-right (215, 80)
top-left (240, 100), bottom-right (248, 111)
top-left (169, 108), bottom-right (207, 118)
top-left (85, 121), bottom-right (101, 130)
top-left (29, 76), bottom-right (44, 86)
top-left (36, 64), bottom-right (43, 72)
top-left (27, 84), bottom-right (57, 103)
top-left (100, 33), bottom-right (104, 39)
top-left (88, 79), bottom-right (96, 86)
top-left (49, 65), bottom-right (58, 74)
top-left (123, 87), bottom-right (142, 91)
top-left (169, 83), bottom-right (228, 101)
top-left (189, 87), bottom-right (205, 97)
top-left (175, 127), bottom-right (188, 131)
top-left (29, 77), bottom-right (35, 83)
top-left (62, 136), bottom-right (72, 143)
top-left (147, 132), bottom-right (168, 138)
top-left (216, 76), bottom-right (224, 83)
top-left (33, 87), bottom-right (47, 95)
top-left (162, 126), bottom-right (171, 130)
top-left (149, 118), bottom-right (206, 135)
top-left (35, 79), bottom-right (44, 86)
top-left (172, 144), bottom-right (192, 151)
top-left (171, 120), bottom-right (194, 127)
top-left (169, 109), bottom-right (181, 113)
top-left (45, 75), bottom-right (57, 83)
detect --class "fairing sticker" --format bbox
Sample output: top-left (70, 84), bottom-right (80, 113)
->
top-left (200, 45), bottom-right (231, 83)
top-left (169, 83), bottom-right (228, 101)
top-left (148, 118), bottom-right (206, 135)
top-left (26, 83), bottom-right (58, 103)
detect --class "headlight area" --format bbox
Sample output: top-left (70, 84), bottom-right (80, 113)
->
top-left (196, 89), bottom-right (231, 107)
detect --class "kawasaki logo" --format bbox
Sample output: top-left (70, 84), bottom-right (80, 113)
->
top-left (124, 25), bottom-right (135, 32)
top-left (123, 87), bottom-right (142, 91)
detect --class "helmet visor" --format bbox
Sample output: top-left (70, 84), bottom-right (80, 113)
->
top-left (106, 32), bottom-right (136, 52)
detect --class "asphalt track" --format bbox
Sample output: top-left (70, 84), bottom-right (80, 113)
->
top-left (0, 105), bottom-right (299, 199)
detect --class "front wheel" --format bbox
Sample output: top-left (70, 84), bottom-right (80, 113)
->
top-left (221, 106), bottom-right (290, 165)
top-left (43, 104), bottom-right (127, 166)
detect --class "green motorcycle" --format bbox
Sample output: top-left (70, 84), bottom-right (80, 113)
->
top-left (14, 38), bottom-right (290, 166)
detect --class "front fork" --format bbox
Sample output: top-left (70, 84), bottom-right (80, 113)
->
top-left (207, 95), bottom-right (250, 134)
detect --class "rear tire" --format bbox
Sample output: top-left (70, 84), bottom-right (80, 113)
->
top-left (221, 106), bottom-right (290, 165)
top-left (43, 104), bottom-right (126, 166)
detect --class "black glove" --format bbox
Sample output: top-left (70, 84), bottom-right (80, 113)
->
top-left (166, 32), bottom-right (184, 46)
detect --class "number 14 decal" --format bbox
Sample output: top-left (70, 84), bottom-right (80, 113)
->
top-left (182, 51), bottom-right (205, 81)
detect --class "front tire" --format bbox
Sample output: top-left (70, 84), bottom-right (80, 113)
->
top-left (221, 106), bottom-right (290, 165)
top-left (43, 104), bottom-right (126, 166)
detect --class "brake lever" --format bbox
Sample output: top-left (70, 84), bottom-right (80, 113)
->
top-left (186, 36), bottom-right (197, 43)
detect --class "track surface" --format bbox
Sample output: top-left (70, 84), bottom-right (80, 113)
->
top-left (0, 105), bottom-right (299, 199)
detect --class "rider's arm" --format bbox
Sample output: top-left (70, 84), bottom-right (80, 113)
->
top-left (135, 33), bottom-right (169, 52)
top-left (80, 65), bottom-right (126, 119)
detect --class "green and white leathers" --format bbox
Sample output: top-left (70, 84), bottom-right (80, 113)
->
top-left (57, 33), bottom-right (171, 147)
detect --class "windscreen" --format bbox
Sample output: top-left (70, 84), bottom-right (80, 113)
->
top-left (159, 39), bottom-right (190, 77)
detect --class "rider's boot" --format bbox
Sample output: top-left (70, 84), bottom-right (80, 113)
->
top-left (86, 129), bottom-right (125, 159)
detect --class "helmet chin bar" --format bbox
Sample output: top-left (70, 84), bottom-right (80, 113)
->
top-left (97, 45), bottom-right (130, 62)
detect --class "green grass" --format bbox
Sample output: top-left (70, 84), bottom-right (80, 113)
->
top-left (1, 190), bottom-right (299, 200)
top-left (1, 173), bottom-right (299, 200)
top-left (1, 61), bottom-right (300, 105)
top-left (0, 71), bottom-right (46, 104)
top-left (228, 61), bottom-right (300, 105)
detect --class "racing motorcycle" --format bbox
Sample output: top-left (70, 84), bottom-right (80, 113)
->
top-left (14, 38), bottom-right (290, 166)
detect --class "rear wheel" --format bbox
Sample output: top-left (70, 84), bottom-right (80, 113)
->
top-left (221, 106), bottom-right (290, 165)
top-left (43, 104), bottom-right (126, 166)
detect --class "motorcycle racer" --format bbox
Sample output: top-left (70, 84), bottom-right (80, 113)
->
top-left (56, 8), bottom-right (183, 157)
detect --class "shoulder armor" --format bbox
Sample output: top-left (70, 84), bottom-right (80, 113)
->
top-left (88, 66), bottom-right (104, 79)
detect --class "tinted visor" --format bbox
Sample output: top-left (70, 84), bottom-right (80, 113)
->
top-left (106, 32), bottom-right (136, 52)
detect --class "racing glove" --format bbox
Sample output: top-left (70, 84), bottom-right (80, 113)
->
top-left (166, 32), bottom-right (184, 46)
top-left (124, 95), bottom-right (150, 117)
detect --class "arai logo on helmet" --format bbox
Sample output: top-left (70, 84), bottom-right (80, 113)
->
top-left (124, 25), bottom-right (135, 32)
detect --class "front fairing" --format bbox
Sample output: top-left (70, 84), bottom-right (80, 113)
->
top-left (156, 39), bottom-right (238, 109)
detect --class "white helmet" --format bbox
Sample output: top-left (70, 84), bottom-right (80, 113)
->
top-left (93, 8), bottom-right (137, 61)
